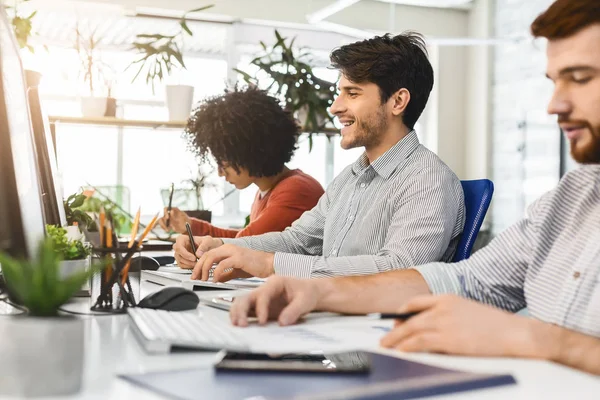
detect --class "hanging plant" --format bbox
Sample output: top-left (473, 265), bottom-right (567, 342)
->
top-left (234, 30), bottom-right (338, 151)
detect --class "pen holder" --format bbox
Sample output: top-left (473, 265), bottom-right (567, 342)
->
top-left (90, 246), bottom-right (141, 313)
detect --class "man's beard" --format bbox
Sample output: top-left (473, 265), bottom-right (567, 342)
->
top-left (564, 120), bottom-right (600, 164)
top-left (341, 106), bottom-right (388, 150)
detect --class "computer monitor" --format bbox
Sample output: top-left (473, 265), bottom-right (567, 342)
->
top-left (27, 77), bottom-right (67, 227)
top-left (0, 6), bottom-right (46, 259)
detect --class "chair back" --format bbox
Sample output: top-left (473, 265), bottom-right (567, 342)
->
top-left (452, 179), bottom-right (494, 262)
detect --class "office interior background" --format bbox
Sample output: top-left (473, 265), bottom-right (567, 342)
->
top-left (12, 0), bottom-right (570, 239)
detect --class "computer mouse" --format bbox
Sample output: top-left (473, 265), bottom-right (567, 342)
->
top-left (137, 287), bottom-right (200, 311)
top-left (153, 255), bottom-right (176, 266)
top-left (130, 256), bottom-right (160, 271)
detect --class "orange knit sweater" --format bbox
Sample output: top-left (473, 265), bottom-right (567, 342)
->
top-left (190, 169), bottom-right (324, 238)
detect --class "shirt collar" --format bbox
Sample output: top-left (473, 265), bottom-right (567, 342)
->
top-left (351, 130), bottom-right (420, 179)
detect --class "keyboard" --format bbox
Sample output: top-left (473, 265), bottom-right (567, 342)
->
top-left (128, 308), bottom-right (249, 354)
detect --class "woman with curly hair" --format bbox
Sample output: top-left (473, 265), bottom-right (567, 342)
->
top-left (158, 87), bottom-right (324, 238)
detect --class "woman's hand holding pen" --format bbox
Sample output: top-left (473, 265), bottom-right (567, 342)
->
top-left (158, 207), bottom-right (190, 234)
top-left (172, 234), bottom-right (223, 269)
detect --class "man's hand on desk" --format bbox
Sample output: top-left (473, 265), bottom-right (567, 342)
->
top-left (191, 244), bottom-right (275, 282)
top-left (230, 276), bottom-right (323, 326)
top-left (379, 295), bottom-right (549, 359)
top-left (158, 207), bottom-right (190, 234)
top-left (173, 235), bottom-right (223, 269)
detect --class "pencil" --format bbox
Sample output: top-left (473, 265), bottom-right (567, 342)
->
top-left (99, 206), bottom-right (106, 247)
top-left (121, 208), bottom-right (141, 285)
top-left (138, 213), bottom-right (159, 243)
top-left (105, 220), bottom-right (113, 283)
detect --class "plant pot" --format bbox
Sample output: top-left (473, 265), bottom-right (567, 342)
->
top-left (166, 84), bottom-right (194, 121)
top-left (184, 209), bottom-right (212, 223)
top-left (61, 257), bottom-right (91, 296)
top-left (296, 105), bottom-right (331, 132)
top-left (24, 69), bottom-right (42, 88)
top-left (0, 316), bottom-right (85, 397)
top-left (81, 96), bottom-right (107, 118)
top-left (105, 97), bottom-right (117, 117)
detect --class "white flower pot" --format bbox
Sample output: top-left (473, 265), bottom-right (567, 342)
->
top-left (81, 96), bottom-right (107, 118)
top-left (166, 84), bottom-right (194, 121)
top-left (61, 257), bottom-right (91, 295)
top-left (0, 317), bottom-right (85, 397)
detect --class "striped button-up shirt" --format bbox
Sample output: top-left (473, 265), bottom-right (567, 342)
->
top-left (416, 165), bottom-right (600, 337)
top-left (224, 131), bottom-right (465, 278)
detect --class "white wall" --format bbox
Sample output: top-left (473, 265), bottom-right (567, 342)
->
top-left (464, 0), bottom-right (492, 180)
top-left (54, 0), bottom-right (470, 37)
top-left (434, 45), bottom-right (468, 178)
top-left (491, 0), bottom-right (557, 235)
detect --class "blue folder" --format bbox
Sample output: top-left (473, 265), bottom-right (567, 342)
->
top-left (119, 352), bottom-right (516, 399)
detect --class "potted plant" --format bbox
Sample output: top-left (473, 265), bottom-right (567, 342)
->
top-left (0, 239), bottom-right (100, 397)
top-left (75, 24), bottom-right (113, 117)
top-left (162, 165), bottom-right (216, 222)
top-left (6, 0), bottom-right (44, 86)
top-left (234, 30), bottom-right (338, 150)
top-left (46, 224), bottom-right (91, 287)
top-left (64, 191), bottom-right (96, 230)
top-left (6, 0), bottom-right (37, 53)
top-left (127, 4), bottom-right (213, 121)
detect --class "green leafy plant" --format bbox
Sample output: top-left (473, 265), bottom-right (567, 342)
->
top-left (64, 192), bottom-right (95, 230)
top-left (127, 4), bottom-right (214, 93)
top-left (46, 225), bottom-right (90, 261)
top-left (5, 0), bottom-right (37, 52)
top-left (79, 196), bottom-right (131, 234)
top-left (0, 238), bottom-right (101, 317)
top-left (234, 30), bottom-right (338, 150)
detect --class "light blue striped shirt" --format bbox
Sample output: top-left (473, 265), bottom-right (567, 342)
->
top-left (416, 165), bottom-right (600, 337)
top-left (224, 131), bottom-right (465, 278)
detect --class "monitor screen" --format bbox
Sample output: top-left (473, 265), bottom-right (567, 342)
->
top-left (0, 6), bottom-right (46, 258)
top-left (28, 83), bottom-right (67, 227)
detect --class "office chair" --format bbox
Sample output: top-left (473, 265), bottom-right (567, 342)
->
top-left (452, 179), bottom-right (494, 262)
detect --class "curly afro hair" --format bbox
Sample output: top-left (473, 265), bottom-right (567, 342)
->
top-left (184, 87), bottom-right (300, 178)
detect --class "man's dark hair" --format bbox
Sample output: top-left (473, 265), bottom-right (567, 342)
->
top-left (330, 32), bottom-right (433, 129)
top-left (184, 87), bottom-right (299, 177)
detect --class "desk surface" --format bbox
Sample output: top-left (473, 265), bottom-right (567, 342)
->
top-left (5, 281), bottom-right (599, 400)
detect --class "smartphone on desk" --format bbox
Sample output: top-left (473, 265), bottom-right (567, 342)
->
top-left (214, 350), bottom-right (371, 374)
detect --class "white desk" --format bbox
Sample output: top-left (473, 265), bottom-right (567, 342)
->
top-left (5, 281), bottom-right (600, 400)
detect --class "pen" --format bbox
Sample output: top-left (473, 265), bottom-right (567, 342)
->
top-left (369, 312), bottom-right (419, 320)
top-left (165, 183), bottom-right (175, 230)
top-left (185, 222), bottom-right (198, 261)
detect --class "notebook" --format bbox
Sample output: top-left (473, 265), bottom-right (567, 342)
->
top-left (119, 351), bottom-right (516, 400)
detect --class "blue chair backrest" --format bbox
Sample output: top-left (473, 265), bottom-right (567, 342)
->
top-left (452, 179), bottom-right (494, 262)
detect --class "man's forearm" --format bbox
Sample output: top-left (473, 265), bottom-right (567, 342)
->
top-left (507, 318), bottom-right (600, 376)
top-left (313, 269), bottom-right (431, 314)
top-left (541, 323), bottom-right (600, 375)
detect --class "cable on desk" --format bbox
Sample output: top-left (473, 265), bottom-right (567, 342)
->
top-left (58, 306), bottom-right (127, 317)
top-left (0, 296), bottom-right (28, 316)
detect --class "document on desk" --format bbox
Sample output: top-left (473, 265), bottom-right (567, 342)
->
top-left (120, 350), bottom-right (516, 400)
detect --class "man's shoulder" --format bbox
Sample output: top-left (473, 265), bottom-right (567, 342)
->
top-left (558, 164), bottom-right (600, 187)
top-left (551, 164), bottom-right (600, 201)
top-left (525, 164), bottom-right (600, 218)
top-left (403, 145), bottom-right (461, 183)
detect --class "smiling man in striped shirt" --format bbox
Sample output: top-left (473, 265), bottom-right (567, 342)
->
top-left (230, 0), bottom-right (600, 376)
top-left (173, 33), bottom-right (465, 280)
